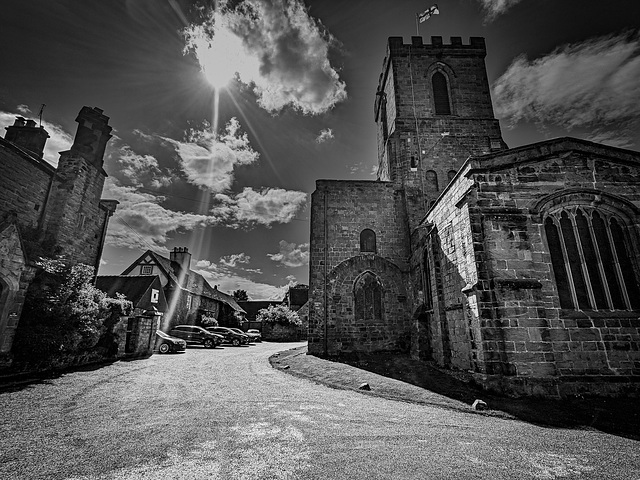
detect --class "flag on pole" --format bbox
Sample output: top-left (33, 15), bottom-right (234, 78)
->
top-left (418, 4), bottom-right (439, 23)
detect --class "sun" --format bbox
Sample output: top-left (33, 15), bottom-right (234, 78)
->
top-left (191, 22), bottom-right (256, 90)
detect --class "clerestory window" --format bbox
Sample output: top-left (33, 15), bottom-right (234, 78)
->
top-left (544, 206), bottom-right (640, 311)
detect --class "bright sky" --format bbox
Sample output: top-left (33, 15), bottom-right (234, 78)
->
top-left (1, 0), bottom-right (639, 299)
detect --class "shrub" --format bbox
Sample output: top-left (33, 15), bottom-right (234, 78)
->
top-left (256, 304), bottom-right (301, 327)
top-left (200, 315), bottom-right (219, 327)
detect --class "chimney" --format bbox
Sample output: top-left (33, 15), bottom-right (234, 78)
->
top-left (170, 247), bottom-right (192, 273)
top-left (4, 116), bottom-right (50, 158)
top-left (69, 106), bottom-right (113, 166)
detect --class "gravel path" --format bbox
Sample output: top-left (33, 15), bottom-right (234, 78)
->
top-left (0, 342), bottom-right (638, 479)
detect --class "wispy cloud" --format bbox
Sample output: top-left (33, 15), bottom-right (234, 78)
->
top-left (183, 0), bottom-right (347, 114)
top-left (0, 109), bottom-right (73, 167)
top-left (477, 0), bottom-right (523, 20)
top-left (163, 118), bottom-right (259, 192)
top-left (493, 32), bottom-right (640, 148)
top-left (112, 146), bottom-right (172, 188)
top-left (315, 128), bottom-right (334, 144)
top-left (268, 240), bottom-right (309, 267)
top-left (212, 187), bottom-right (307, 227)
top-left (219, 252), bottom-right (251, 268)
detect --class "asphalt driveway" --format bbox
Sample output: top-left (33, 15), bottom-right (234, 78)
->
top-left (0, 342), bottom-right (638, 479)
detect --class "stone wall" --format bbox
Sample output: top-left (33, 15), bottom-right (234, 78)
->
top-left (308, 180), bottom-right (411, 356)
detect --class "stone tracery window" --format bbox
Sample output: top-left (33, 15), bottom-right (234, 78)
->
top-left (354, 272), bottom-right (384, 321)
top-left (544, 206), bottom-right (640, 310)
top-left (360, 229), bottom-right (377, 253)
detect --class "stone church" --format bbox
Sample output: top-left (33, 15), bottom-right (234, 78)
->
top-left (308, 36), bottom-right (640, 397)
top-left (0, 106), bottom-right (117, 365)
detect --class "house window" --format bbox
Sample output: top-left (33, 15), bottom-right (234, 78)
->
top-left (151, 289), bottom-right (159, 304)
top-left (432, 72), bottom-right (451, 115)
top-left (141, 265), bottom-right (153, 275)
top-left (360, 229), bottom-right (377, 253)
top-left (354, 272), bottom-right (383, 321)
top-left (544, 207), bottom-right (640, 311)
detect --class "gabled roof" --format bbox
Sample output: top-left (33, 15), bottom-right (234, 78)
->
top-left (467, 137), bottom-right (640, 173)
top-left (121, 250), bottom-right (245, 313)
top-left (95, 275), bottom-right (167, 312)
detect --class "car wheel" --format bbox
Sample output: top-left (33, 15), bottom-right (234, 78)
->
top-left (159, 343), bottom-right (171, 354)
top-left (203, 339), bottom-right (214, 349)
top-left (232, 338), bottom-right (240, 347)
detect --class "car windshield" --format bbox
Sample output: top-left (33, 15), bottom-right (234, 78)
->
top-left (157, 331), bottom-right (169, 338)
top-left (230, 328), bottom-right (244, 334)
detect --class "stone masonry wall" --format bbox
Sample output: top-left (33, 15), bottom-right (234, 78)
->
top-left (439, 140), bottom-right (640, 397)
top-left (309, 180), bottom-right (411, 356)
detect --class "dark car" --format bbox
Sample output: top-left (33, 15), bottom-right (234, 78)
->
top-left (246, 329), bottom-right (262, 342)
top-left (230, 327), bottom-right (254, 343)
top-left (206, 326), bottom-right (249, 346)
top-left (155, 330), bottom-right (187, 354)
top-left (169, 325), bottom-right (224, 349)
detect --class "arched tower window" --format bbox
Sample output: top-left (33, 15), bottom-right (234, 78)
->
top-left (426, 170), bottom-right (439, 191)
top-left (447, 170), bottom-right (457, 183)
top-left (354, 272), bottom-right (384, 321)
top-left (544, 206), bottom-right (640, 311)
top-left (360, 229), bottom-right (377, 253)
top-left (432, 72), bottom-right (451, 115)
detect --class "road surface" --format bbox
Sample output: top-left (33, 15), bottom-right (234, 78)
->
top-left (0, 341), bottom-right (638, 479)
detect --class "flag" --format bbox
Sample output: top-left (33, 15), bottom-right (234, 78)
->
top-left (418, 4), bottom-right (439, 23)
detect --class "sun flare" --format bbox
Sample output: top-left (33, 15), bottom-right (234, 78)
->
top-left (188, 17), bottom-right (259, 90)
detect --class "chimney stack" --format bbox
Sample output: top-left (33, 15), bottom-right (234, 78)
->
top-left (69, 106), bottom-right (113, 167)
top-left (4, 116), bottom-right (50, 158)
top-left (170, 247), bottom-right (192, 273)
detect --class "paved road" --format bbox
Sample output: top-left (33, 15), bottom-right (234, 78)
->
top-left (0, 342), bottom-right (638, 479)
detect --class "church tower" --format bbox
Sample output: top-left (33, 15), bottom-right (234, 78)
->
top-left (374, 36), bottom-right (506, 229)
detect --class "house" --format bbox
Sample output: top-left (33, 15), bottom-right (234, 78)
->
top-left (0, 107), bottom-right (117, 366)
top-left (308, 36), bottom-right (640, 397)
top-left (121, 247), bottom-right (245, 331)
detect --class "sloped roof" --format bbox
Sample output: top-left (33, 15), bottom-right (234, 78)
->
top-left (95, 275), bottom-right (167, 312)
top-left (121, 250), bottom-right (244, 313)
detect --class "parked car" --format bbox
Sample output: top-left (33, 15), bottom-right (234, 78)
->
top-left (155, 330), bottom-right (187, 354)
top-left (246, 329), bottom-right (262, 342)
top-left (169, 325), bottom-right (224, 349)
top-left (206, 326), bottom-right (249, 346)
top-left (230, 327), bottom-right (255, 343)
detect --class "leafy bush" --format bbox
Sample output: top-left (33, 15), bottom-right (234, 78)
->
top-left (256, 304), bottom-right (301, 327)
top-left (12, 258), bottom-right (133, 365)
top-left (200, 315), bottom-right (218, 327)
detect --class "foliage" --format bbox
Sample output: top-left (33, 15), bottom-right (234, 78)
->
top-left (233, 289), bottom-right (249, 301)
top-left (12, 258), bottom-right (133, 365)
top-left (200, 315), bottom-right (219, 327)
top-left (256, 304), bottom-right (301, 327)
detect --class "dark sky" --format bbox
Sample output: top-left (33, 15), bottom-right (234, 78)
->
top-left (1, 0), bottom-right (639, 298)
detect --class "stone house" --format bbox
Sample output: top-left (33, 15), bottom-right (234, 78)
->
top-left (0, 107), bottom-right (117, 365)
top-left (308, 36), bottom-right (640, 397)
top-left (121, 247), bottom-right (245, 331)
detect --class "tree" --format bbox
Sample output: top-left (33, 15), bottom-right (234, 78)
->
top-left (256, 304), bottom-right (301, 327)
top-left (233, 289), bottom-right (249, 301)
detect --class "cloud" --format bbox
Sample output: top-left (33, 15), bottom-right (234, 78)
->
top-left (163, 118), bottom-right (259, 192)
top-left (0, 109), bottom-right (74, 167)
top-left (212, 187), bottom-right (307, 227)
top-left (103, 179), bottom-right (213, 251)
top-left (111, 146), bottom-right (172, 188)
top-left (492, 32), bottom-right (640, 147)
top-left (268, 240), bottom-right (309, 267)
top-left (477, 0), bottom-right (523, 20)
top-left (183, 0), bottom-right (347, 114)
top-left (220, 252), bottom-right (251, 268)
top-left (315, 128), bottom-right (334, 144)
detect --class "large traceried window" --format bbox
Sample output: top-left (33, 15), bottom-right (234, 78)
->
top-left (544, 206), bottom-right (640, 311)
top-left (432, 72), bottom-right (451, 115)
top-left (354, 272), bottom-right (384, 321)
